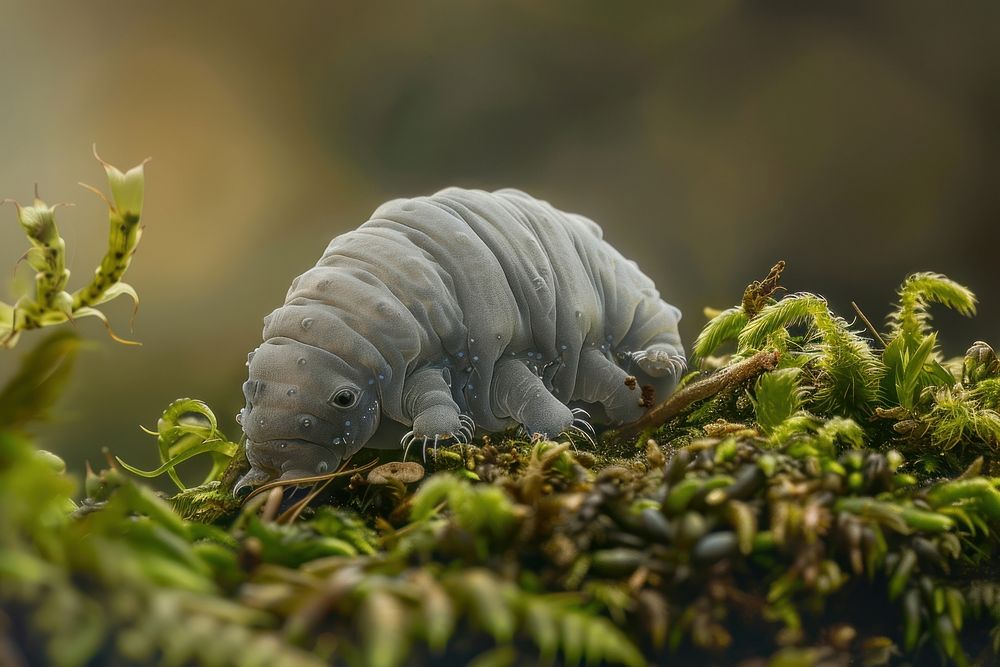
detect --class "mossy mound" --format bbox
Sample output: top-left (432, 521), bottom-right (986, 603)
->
top-left (3, 267), bottom-right (1000, 666)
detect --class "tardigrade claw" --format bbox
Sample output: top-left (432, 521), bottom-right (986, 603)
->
top-left (562, 424), bottom-right (597, 450)
top-left (632, 349), bottom-right (687, 378)
top-left (403, 426), bottom-right (466, 462)
top-left (458, 414), bottom-right (476, 440)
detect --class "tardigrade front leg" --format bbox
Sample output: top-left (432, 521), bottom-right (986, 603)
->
top-left (401, 367), bottom-right (472, 452)
top-left (491, 358), bottom-right (574, 438)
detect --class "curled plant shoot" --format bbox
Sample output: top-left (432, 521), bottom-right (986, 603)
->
top-left (0, 147), bottom-right (149, 347)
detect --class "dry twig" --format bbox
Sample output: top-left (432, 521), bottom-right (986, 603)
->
top-left (604, 350), bottom-right (780, 440)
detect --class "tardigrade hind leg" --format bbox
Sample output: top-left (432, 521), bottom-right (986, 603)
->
top-left (573, 348), bottom-right (646, 425)
top-left (491, 359), bottom-right (573, 438)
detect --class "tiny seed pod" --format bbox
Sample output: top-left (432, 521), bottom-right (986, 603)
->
top-left (843, 450), bottom-right (864, 471)
top-left (35, 449), bottom-right (67, 474)
top-left (816, 559), bottom-right (844, 594)
top-left (695, 448), bottom-right (715, 472)
top-left (725, 500), bottom-right (756, 555)
top-left (645, 439), bottom-right (665, 469)
top-left (607, 531), bottom-right (647, 549)
top-left (828, 624), bottom-right (857, 652)
top-left (823, 459), bottom-right (847, 477)
top-left (884, 552), bottom-right (901, 578)
top-left (822, 472), bottom-right (844, 494)
top-left (944, 587), bottom-right (964, 632)
top-left (719, 464), bottom-right (764, 502)
top-left (847, 471), bottom-right (864, 493)
top-left (663, 478), bottom-right (701, 515)
top-left (863, 454), bottom-right (890, 488)
top-left (964, 340), bottom-right (999, 384)
top-left (664, 449), bottom-right (692, 485)
top-left (647, 485), bottom-right (667, 505)
top-left (934, 615), bottom-right (958, 659)
top-left (639, 507), bottom-right (675, 543)
top-left (842, 519), bottom-right (864, 575)
top-left (888, 549), bottom-right (918, 601)
top-left (704, 488), bottom-right (727, 506)
top-left (933, 586), bottom-right (946, 615)
top-left (692, 531), bottom-right (738, 564)
top-left (677, 512), bottom-right (708, 544)
top-left (957, 456), bottom-right (983, 479)
top-left (752, 530), bottom-right (776, 552)
top-left (757, 453), bottom-right (778, 477)
top-left (918, 575), bottom-right (936, 605)
top-left (688, 475), bottom-right (734, 509)
top-left (910, 537), bottom-right (945, 570)
top-left (900, 507), bottom-right (954, 533)
top-left (893, 419), bottom-right (929, 437)
top-left (712, 438), bottom-right (738, 463)
top-left (902, 588), bottom-right (923, 651)
top-left (591, 548), bottom-right (645, 576)
top-left (636, 590), bottom-right (670, 649)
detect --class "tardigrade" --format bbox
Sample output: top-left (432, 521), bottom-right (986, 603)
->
top-left (235, 188), bottom-right (685, 491)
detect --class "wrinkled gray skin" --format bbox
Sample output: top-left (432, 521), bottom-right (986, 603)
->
top-left (235, 188), bottom-right (685, 492)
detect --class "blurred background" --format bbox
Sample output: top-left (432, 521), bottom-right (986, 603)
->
top-left (1, 1), bottom-right (998, 474)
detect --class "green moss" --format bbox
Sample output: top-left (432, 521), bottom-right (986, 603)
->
top-left (2, 186), bottom-right (1000, 665)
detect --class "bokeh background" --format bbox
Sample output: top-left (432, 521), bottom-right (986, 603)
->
top-left (2, 1), bottom-right (998, 474)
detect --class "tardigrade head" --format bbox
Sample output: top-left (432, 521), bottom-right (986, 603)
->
top-left (234, 337), bottom-right (380, 493)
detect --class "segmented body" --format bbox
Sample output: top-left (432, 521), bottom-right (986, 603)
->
top-left (238, 188), bottom-right (685, 487)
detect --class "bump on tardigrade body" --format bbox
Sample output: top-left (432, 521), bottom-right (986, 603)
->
top-left (236, 188), bottom-right (685, 489)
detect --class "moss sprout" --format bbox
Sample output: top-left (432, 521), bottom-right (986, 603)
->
top-left (0, 149), bottom-right (148, 348)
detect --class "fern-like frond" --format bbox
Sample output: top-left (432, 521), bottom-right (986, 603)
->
top-left (972, 378), bottom-right (1000, 410)
top-left (752, 368), bottom-right (805, 433)
top-left (811, 316), bottom-right (885, 416)
top-left (766, 414), bottom-right (864, 458)
top-left (739, 294), bottom-right (884, 416)
top-left (928, 387), bottom-right (1000, 451)
top-left (693, 307), bottom-right (748, 359)
top-left (767, 413), bottom-right (822, 446)
top-left (359, 588), bottom-right (412, 667)
top-left (888, 272), bottom-right (977, 345)
top-left (410, 474), bottom-right (518, 549)
top-left (815, 416), bottom-right (865, 450)
top-left (516, 592), bottom-right (646, 667)
top-left (737, 293), bottom-right (827, 352)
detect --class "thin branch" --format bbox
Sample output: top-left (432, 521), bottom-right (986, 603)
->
top-left (851, 301), bottom-right (887, 348)
top-left (603, 350), bottom-right (780, 441)
top-left (242, 457), bottom-right (377, 504)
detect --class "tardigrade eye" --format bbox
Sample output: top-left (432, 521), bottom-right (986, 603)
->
top-left (329, 388), bottom-right (358, 409)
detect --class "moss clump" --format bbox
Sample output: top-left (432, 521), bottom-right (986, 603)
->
top-left (0, 148), bottom-right (148, 348)
top-left (2, 166), bottom-right (1000, 666)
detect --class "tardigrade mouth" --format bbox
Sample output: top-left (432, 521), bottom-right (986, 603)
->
top-left (233, 438), bottom-right (344, 496)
